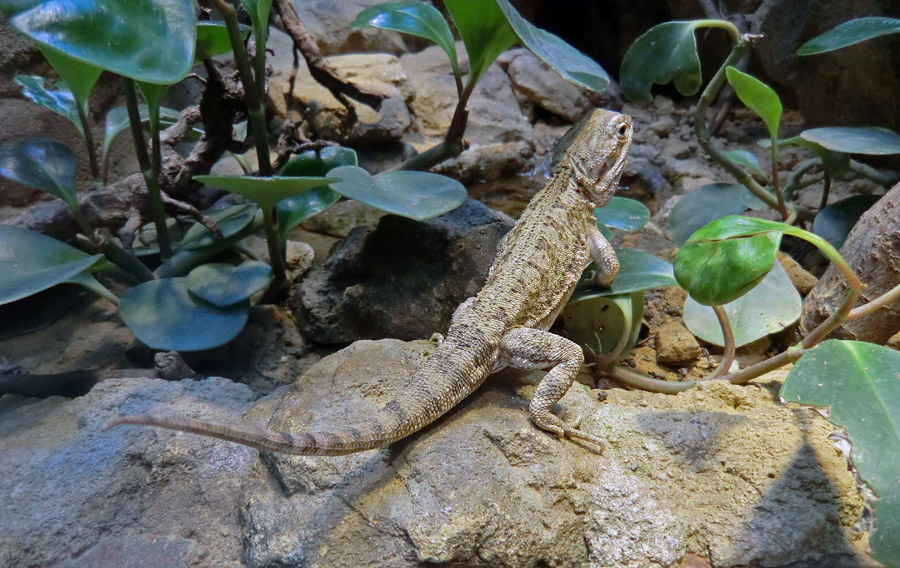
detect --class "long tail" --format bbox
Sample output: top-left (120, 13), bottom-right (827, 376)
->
top-left (104, 331), bottom-right (497, 456)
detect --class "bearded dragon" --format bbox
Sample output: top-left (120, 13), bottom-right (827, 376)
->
top-left (105, 108), bottom-right (633, 455)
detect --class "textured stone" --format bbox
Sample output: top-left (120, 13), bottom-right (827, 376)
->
top-left (656, 321), bottom-right (702, 364)
top-left (291, 199), bottom-right (514, 343)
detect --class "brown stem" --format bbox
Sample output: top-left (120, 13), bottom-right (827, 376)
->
top-left (706, 305), bottom-right (735, 379)
top-left (274, 0), bottom-right (386, 112)
top-left (818, 171), bottom-right (832, 211)
top-left (605, 365), bottom-right (696, 394)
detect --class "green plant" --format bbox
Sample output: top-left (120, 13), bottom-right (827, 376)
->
top-left (0, 0), bottom-right (609, 352)
top-left (607, 17), bottom-right (900, 565)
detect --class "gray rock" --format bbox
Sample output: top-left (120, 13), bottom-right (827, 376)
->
top-left (503, 48), bottom-right (622, 122)
top-left (292, 0), bottom-right (410, 56)
top-left (401, 44), bottom-right (535, 183)
top-left (0, 341), bottom-right (874, 567)
top-left (753, 0), bottom-right (900, 137)
top-left (291, 198), bottom-right (514, 343)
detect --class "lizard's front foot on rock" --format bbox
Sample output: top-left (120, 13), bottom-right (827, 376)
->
top-left (532, 413), bottom-right (605, 453)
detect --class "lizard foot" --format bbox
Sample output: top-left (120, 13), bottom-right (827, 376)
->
top-left (532, 413), bottom-right (605, 454)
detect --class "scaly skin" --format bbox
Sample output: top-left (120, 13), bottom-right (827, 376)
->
top-left (104, 109), bottom-right (633, 455)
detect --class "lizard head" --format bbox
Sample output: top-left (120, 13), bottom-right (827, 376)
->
top-left (558, 109), bottom-right (633, 207)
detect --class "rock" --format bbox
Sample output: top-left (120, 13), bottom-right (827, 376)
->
top-left (291, 199), bottom-right (514, 343)
top-left (503, 48), bottom-right (622, 122)
top-left (300, 199), bottom-right (387, 238)
top-left (777, 251), bottom-right (818, 295)
top-left (752, 0), bottom-right (900, 142)
top-left (0, 377), bottom-right (263, 568)
top-left (661, 140), bottom-right (692, 159)
top-left (656, 321), bottom-right (702, 364)
top-left (401, 44), bottom-right (535, 183)
top-left (648, 116), bottom-right (677, 137)
top-left (0, 340), bottom-right (874, 567)
top-left (268, 42), bottom-right (415, 144)
top-left (291, 0), bottom-right (410, 56)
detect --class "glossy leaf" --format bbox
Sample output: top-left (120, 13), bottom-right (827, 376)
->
top-left (37, 45), bottom-right (101, 107)
top-left (0, 223), bottom-right (103, 305)
top-left (195, 175), bottom-right (336, 212)
top-left (275, 147), bottom-right (354, 241)
top-left (15, 75), bottom-right (81, 135)
top-left (813, 194), bottom-right (880, 250)
top-left (683, 261), bottom-right (800, 347)
top-left (195, 21), bottom-right (242, 62)
top-left (495, 0), bottom-right (609, 92)
top-left (800, 126), bottom-right (900, 156)
top-left (665, 184), bottom-right (753, 244)
top-left (674, 215), bottom-right (783, 306)
top-left (620, 21), bottom-right (706, 102)
top-left (328, 165), bottom-right (467, 221)
top-left (5, 0), bottom-right (196, 84)
top-left (187, 261), bottom-right (272, 307)
top-left (351, 1), bottom-right (459, 80)
top-left (571, 247), bottom-right (677, 302)
top-left (721, 149), bottom-right (767, 179)
top-left (101, 106), bottom-right (184, 177)
top-left (726, 66), bottom-right (782, 139)
top-left (593, 197), bottom-right (650, 231)
top-left (563, 291), bottom-right (644, 357)
top-left (119, 277), bottom-right (249, 351)
top-left (178, 204), bottom-right (259, 252)
top-left (781, 339), bottom-right (900, 564)
top-left (797, 17), bottom-right (900, 55)
top-left (0, 139), bottom-right (77, 208)
top-left (760, 135), bottom-right (850, 177)
top-left (445, 0), bottom-right (518, 86)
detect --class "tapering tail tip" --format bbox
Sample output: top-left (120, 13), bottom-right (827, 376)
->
top-left (102, 414), bottom-right (150, 432)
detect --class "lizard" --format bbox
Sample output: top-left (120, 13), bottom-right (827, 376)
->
top-left (104, 108), bottom-right (633, 456)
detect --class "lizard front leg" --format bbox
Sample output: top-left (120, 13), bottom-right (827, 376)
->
top-left (499, 327), bottom-right (605, 452)
top-left (588, 226), bottom-right (619, 287)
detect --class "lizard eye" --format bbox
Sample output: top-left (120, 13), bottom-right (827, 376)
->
top-left (616, 122), bottom-right (629, 139)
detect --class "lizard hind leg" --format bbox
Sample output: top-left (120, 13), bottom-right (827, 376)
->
top-left (498, 327), bottom-right (605, 453)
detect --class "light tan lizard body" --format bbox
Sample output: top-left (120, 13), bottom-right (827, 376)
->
top-left (105, 109), bottom-right (633, 455)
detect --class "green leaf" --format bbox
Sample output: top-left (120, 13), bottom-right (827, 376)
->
top-left (178, 204), bottom-right (259, 252)
top-left (195, 175), bottom-right (336, 212)
top-left (119, 277), bottom-right (249, 351)
top-left (620, 20), bottom-right (707, 102)
top-left (797, 17), bottom-right (900, 55)
top-left (674, 215), bottom-right (783, 306)
top-left (445, 0), bottom-right (518, 86)
top-left (570, 247), bottom-right (677, 302)
top-left (721, 149), bottom-right (767, 179)
top-left (683, 261), bottom-right (800, 347)
top-left (0, 139), bottom-right (77, 208)
top-left (351, 1), bottom-right (459, 80)
top-left (4, 0), bottom-right (196, 84)
top-left (665, 184), bottom-right (753, 244)
top-left (593, 197), bottom-right (650, 231)
top-left (800, 126), bottom-right (900, 156)
top-left (101, 106), bottom-right (184, 177)
top-left (37, 45), bottom-right (101, 107)
top-left (14, 75), bottom-right (81, 135)
top-left (494, 0), bottom-right (609, 92)
top-left (0, 223), bottom-right (104, 305)
top-left (280, 146), bottom-right (359, 177)
top-left (327, 165), bottom-right (467, 221)
top-left (725, 66), bottom-right (782, 140)
top-left (563, 291), bottom-right (644, 358)
top-left (813, 194), bottom-right (880, 250)
top-left (195, 21), bottom-right (243, 62)
top-left (186, 261), bottom-right (273, 307)
top-left (781, 339), bottom-right (900, 565)
top-left (760, 135), bottom-right (851, 177)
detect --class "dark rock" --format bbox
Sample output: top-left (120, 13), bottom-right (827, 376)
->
top-left (752, 0), bottom-right (900, 137)
top-left (291, 199), bottom-right (514, 343)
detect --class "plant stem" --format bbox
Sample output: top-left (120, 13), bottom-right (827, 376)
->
top-left (849, 282), bottom-right (900, 320)
top-left (261, 205), bottom-right (288, 292)
top-left (75, 102), bottom-right (101, 181)
top-left (849, 159), bottom-right (900, 187)
top-left (605, 364), bottom-right (696, 394)
top-left (211, 0), bottom-right (272, 175)
top-left (706, 305), bottom-right (735, 379)
top-left (769, 137), bottom-right (789, 220)
top-left (123, 77), bottom-right (172, 258)
top-left (818, 171), bottom-right (831, 210)
top-left (694, 35), bottom-right (797, 218)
